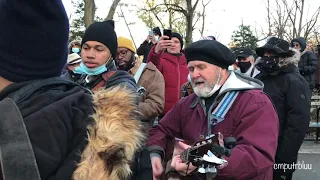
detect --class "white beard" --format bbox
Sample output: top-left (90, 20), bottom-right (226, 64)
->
top-left (193, 85), bottom-right (214, 97)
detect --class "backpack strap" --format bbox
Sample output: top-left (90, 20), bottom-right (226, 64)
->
top-left (134, 63), bottom-right (147, 83)
top-left (92, 71), bottom-right (116, 91)
top-left (0, 98), bottom-right (41, 180)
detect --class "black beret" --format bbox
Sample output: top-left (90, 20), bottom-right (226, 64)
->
top-left (185, 40), bottom-right (236, 69)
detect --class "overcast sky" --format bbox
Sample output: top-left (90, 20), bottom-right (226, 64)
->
top-left (62, 0), bottom-right (319, 47)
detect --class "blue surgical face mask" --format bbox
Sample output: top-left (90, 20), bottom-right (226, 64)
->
top-left (73, 62), bottom-right (108, 76)
top-left (72, 47), bottom-right (80, 53)
top-left (153, 36), bottom-right (159, 42)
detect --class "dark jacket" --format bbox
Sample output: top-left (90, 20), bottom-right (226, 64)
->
top-left (147, 46), bottom-right (189, 115)
top-left (61, 69), bottom-right (81, 82)
top-left (147, 72), bottom-right (279, 179)
top-left (137, 40), bottom-right (156, 63)
top-left (291, 37), bottom-right (318, 89)
top-left (0, 78), bottom-right (93, 180)
top-left (255, 53), bottom-right (311, 167)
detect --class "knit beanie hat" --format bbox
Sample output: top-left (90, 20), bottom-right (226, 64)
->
top-left (0, 0), bottom-right (69, 82)
top-left (172, 32), bottom-right (184, 49)
top-left (185, 40), bottom-right (236, 69)
top-left (117, 37), bottom-right (136, 54)
top-left (81, 20), bottom-right (118, 59)
top-left (152, 27), bottom-right (162, 36)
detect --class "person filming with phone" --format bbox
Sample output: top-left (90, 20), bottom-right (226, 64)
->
top-left (137, 27), bottom-right (162, 63)
top-left (147, 30), bottom-right (188, 119)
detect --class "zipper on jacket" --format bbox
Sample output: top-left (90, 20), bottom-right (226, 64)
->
top-left (178, 57), bottom-right (181, 99)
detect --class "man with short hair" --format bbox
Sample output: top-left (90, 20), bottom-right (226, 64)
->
top-left (147, 39), bottom-right (279, 179)
top-left (255, 37), bottom-right (311, 180)
top-left (116, 36), bottom-right (165, 131)
top-left (236, 47), bottom-right (260, 78)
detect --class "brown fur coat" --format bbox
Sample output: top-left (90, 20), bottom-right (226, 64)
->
top-left (72, 86), bottom-right (146, 180)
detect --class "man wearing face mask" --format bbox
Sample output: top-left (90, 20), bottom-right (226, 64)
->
top-left (137, 27), bottom-right (162, 63)
top-left (73, 20), bottom-right (137, 91)
top-left (236, 47), bottom-right (260, 78)
top-left (68, 40), bottom-right (81, 55)
top-left (255, 37), bottom-right (311, 180)
top-left (71, 20), bottom-right (153, 180)
top-left (147, 39), bottom-right (279, 180)
top-left (116, 36), bottom-right (165, 132)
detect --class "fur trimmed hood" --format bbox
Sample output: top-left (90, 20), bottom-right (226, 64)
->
top-left (255, 47), bottom-right (301, 67)
top-left (72, 86), bottom-right (145, 180)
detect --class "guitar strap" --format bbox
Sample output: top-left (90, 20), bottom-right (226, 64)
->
top-left (207, 91), bottom-right (239, 136)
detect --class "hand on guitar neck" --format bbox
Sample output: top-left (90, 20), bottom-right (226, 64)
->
top-left (170, 141), bottom-right (197, 176)
top-left (171, 133), bottom-right (236, 176)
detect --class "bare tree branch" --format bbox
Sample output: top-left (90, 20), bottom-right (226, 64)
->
top-left (192, 0), bottom-right (201, 12)
top-left (105, 0), bottom-right (121, 20)
top-left (200, 0), bottom-right (212, 36)
top-left (118, 5), bottom-right (137, 49)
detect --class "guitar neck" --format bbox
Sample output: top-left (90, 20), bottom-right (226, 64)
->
top-left (180, 145), bottom-right (201, 163)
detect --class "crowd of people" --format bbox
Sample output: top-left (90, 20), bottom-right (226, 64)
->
top-left (0, 1), bottom-right (318, 180)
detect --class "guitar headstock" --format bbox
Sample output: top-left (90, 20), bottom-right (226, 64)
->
top-left (180, 133), bottom-right (236, 167)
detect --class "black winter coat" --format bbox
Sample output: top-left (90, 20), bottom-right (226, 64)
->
top-left (0, 78), bottom-right (93, 180)
top-left (256, 64), bottom-right (311, 167)
top-left (291, 37), bottom-right (318, 89)
top-left (137, 40), bottom-right (156, 63)
top-left (298, 51), bottom-right (318, 89)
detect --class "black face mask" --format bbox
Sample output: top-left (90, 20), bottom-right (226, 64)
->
top-left (238, 61), bottom-right (252, 73)
top-left (256, 56), bottom-right (280, 74)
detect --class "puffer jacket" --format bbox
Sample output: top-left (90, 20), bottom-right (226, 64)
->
top-left (291, 37), bottom-right (318, 89)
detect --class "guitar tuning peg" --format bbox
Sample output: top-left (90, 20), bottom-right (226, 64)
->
top-left (205, 166), bottom-right (217, 174)
top-left (198, 164), bottom-right (206, 174)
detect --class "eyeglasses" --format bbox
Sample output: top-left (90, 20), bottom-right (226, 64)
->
top-left (117, 49), bottom-right (128, 57)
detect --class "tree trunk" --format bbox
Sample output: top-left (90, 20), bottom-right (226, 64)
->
top-left (185, 0), bottom-right (193, 46)
top-left (105, 0), bottom-right (121, 20)
top-left (84, 0), bottom-right (96, 28)
top-left (267, 0), bottom-right (272, 35)
top-left (297, 0), bottom-right (305, 37)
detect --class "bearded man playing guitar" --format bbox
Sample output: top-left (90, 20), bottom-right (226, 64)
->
top-left (146, 39), bottom-right (279, 180)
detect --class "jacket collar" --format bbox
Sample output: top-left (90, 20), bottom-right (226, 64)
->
top-left (129, 58), bottom-right (142, 75)
top-left (129, 60), bottom-right (157, 76)
top-left (161, 51), bottom-right (186, 65)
